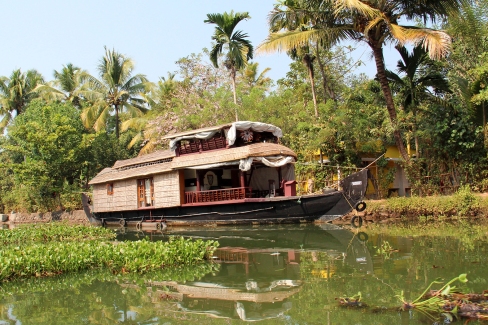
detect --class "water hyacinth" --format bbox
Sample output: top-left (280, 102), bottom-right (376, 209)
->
top-left (0, 224), bottom-right (219, 282)
top-left (0, 223), bottom-right (116, 246)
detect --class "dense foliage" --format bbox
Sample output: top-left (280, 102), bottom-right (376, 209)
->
top-left (1, 1), bottom-right (488, 212)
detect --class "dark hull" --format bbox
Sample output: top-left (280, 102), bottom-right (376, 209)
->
top-left (83, 169), bottom-right (368, 227)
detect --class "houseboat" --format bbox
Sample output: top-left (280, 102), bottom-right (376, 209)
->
top-left (83, 121), bottom-right (368, 227)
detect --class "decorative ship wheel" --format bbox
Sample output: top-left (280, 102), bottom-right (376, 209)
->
top-left (240, 129), bottom-right (254, 142)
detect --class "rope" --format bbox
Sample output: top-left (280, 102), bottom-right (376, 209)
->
top-left (360, 153), bottom-right (386, 171)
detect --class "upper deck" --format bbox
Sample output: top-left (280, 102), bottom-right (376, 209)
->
top-left (163, 121), bottom-right (284, 157)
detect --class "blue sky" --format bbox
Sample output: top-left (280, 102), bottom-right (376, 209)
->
top-left (1, 0), bottom-right (398, 83)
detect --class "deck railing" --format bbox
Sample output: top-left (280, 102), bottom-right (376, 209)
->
top-left (184, 187), bottom-right (251, 204)
top-left (178, 136), bottom-right (227, 155)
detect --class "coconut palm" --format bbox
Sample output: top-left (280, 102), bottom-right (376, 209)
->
top-left (240, 62), bottom-right (272, 91)
top-left (205, 11), bottom-right (254, 120)
top-left (267, 1), bottom-right (323, 117)
top-left (121, 73), bottom-right (179, 152)
top-left (81, 47), bottom-right (150, 139)
top-left (0, 69), bottom-right (44, 130)
top-left (35, 63), bottom-right (90, 108)
top-left (290, 47), bottom-right (319, 117)
top-left (259, 0), bottom-right (466, 161)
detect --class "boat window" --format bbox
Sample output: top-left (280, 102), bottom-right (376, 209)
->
top-left (107, 183), bottom-right (114, 195)
top-left (137, 178), bottom-right (154, 208)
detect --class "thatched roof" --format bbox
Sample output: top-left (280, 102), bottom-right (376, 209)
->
top-left (89, 143), bottom-right (296, 185)
top-left (89, 161), bottom-right (174, 185)
top-left (113, 150), bottom-right (174, 169)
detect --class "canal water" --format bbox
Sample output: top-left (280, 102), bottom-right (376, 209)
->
top-left (1, 223), bottom-right (487, 324)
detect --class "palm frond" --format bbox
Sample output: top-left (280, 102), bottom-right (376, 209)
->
top-left (258, 29), bottom-right (322, 54)
top-left (334, 0), bottom-right (380, 19)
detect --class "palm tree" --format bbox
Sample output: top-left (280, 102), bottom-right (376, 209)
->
top-left (81, 47), bottom-right (150, 139)
top-left (290, 47), bottom-right (319, 117)
top-left (267, 1), bottom-right (322, 117)
top-left (205, 11), bottom-right (254, 121)
top-left (35, 63), bottom-right (90, 108)
top-left (259, 0), bottom-right (466, 161)
top-left (0, 69), bottom-right (44, 130)
top-left (386, 45), bottom-right (451, 157)
top-left (121, 73), bottom-right (179, 152)
top-left (240, 62), bottom-right (272, 91)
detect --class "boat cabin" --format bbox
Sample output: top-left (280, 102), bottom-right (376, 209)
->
top-left (88, 122), bottom-right (298, 214)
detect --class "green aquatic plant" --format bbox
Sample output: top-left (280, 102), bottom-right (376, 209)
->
top-left (397, 274), bottom-right (468, 311)
top-left (374, 240), bottom-right (397, 260)
top-left (0, 224), bottom-right (219, 282)
top-left (0, 223), bottom-right (115, 246)
top-left (336, 292), bottom-right (367, 308)
top-left (0, 237), bottom-right (218, 281)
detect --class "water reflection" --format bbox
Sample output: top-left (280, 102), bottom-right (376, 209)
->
top-left (1, 224), bottom-right (487, 324)
top-left (114, 224), bottom-right (373, 322)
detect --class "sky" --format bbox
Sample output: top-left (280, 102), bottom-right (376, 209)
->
top-left (0, 0), bottom-right (399, 83)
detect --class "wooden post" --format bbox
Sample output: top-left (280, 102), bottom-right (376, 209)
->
top-left (196, 170), bottom-right (201, 192)
top-left (239, 170), bottom-right (246, 188)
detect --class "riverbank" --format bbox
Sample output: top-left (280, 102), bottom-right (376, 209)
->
top-left (334, 190), bottom-right (488, 226)
top-left (0, 210), bottom-right (89, 225)
top-left (2, 189), bottom-right (487, 227)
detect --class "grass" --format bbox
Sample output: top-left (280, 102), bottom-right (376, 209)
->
top-left (366, 186), bottom-right (488, 218)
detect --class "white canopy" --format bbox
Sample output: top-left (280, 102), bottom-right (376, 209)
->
top-left (227, 121), bottom-right (283, 146)
top-left (169, 121), bottom-right (283, 151)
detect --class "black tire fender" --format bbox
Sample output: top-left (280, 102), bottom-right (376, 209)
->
top-left (355, 201), bottom-right (366, 212)
top-left (351, 215), bottom-right (363, 228)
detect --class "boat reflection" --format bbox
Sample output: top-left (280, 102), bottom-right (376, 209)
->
top-left (115, 224), bottom-right (373, 321)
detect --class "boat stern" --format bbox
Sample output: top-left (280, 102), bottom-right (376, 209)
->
top-left (341, 169), bottom-right (368, 208)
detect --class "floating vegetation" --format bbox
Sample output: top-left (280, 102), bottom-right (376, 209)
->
top-left (0, 224), bottom-right (218, 282)
top-left (337, 274), bottom-right (488, 322)
top-left (0, 223), bottom-right (115, 246)
top-left (336, 292), bottom-right (367, 308)
top-left (397, 274), bottom-right (488, 321)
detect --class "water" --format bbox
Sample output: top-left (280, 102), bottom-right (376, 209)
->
top-left (1, 223), bottom-right (487, 324)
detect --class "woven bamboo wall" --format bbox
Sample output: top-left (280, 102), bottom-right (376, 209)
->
top-left (154, 171), bottom-right (181, 208)
top-left (93, 180), bottom-right (137, 212)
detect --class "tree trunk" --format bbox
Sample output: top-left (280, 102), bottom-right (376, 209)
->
top-left (231, 68), bottom-right (238, 121)
top-left (115, 104), bottom-right (119, 139)
top-left (303, 54), bottom-right (318, 118)
top-left (309, 69), bottom-right (318, 118)
top-left (315, 42), bottom-right (335, 103)
top-left (371, 46), bottom-right (409, 162)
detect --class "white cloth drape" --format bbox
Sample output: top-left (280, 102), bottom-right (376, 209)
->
top-left (238, 156), bottom-right (295, 171)
top-left (182, 156), bottom-right (295, 172)
top-left (169, 130), bottom-right (218, 151)
top-left (227, 121), bottom-right (283, 146)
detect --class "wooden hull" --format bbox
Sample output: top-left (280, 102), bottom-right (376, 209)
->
top-left (83, 169), bottom-right (368, 227)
